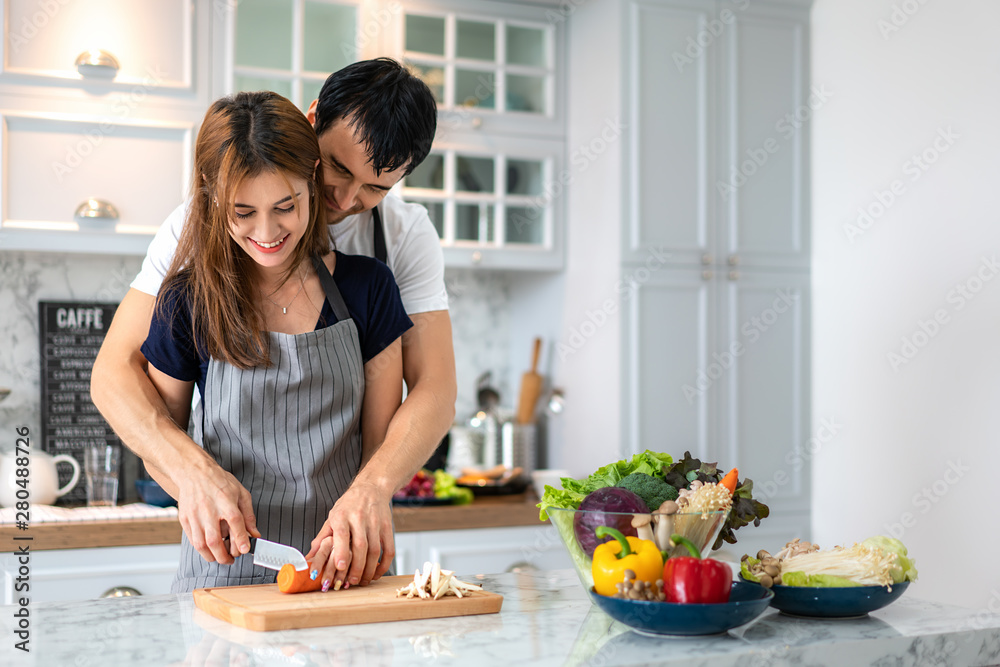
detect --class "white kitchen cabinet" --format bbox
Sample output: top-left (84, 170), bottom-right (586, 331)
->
top-left (404, 525), bottom-right (572, 577)
top-left (0, 544), bottom-right (181, 605)
top-left (0, 0), bottom-right (212, 255)
top-left (2, 0), bottom-right (197, 93)
top-left (621, 0), bottom-right (810, 271)
top-left (619, 0), bottom-right (813, 549)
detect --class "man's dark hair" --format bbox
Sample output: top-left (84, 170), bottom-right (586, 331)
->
top-left (314, 57), bottom-right (437, 176)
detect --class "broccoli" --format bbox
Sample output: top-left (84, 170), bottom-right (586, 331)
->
top-left (616, 472), bottom-right (678, 512)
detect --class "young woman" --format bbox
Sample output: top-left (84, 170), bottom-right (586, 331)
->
top-left (141, 91), bottom-right (411, 592)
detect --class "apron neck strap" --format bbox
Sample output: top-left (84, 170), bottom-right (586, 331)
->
top-left (311, 255), bottom-right (351, 322)
top-left (372, 204), bottom-right (387, 265)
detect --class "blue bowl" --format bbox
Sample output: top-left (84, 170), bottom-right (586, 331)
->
top-left (740, 577), bottom-right (910, 618)
top-left (135, 479), bottom-right (177, 507)
top-left (589, 581), bottom-right (774, 636)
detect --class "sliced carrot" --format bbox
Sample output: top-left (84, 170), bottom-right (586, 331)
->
top-left (719, 467), bottom-right (739, 494)
top-left (277, 560), bottom-right (323, 594)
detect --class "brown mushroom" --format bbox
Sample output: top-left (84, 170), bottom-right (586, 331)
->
top-left (631, 513), bottom-right (655, 544)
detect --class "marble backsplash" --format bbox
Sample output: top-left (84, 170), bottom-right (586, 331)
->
top-left (0, 251), bottom-right (509, 436)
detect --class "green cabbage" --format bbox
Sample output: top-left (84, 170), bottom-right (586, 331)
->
top-left (740, 556), bottom-right (761, 583)
top-left (781, 571), bottom-right (862, 588)
top-left (863, 536), bottom-right (918, 583)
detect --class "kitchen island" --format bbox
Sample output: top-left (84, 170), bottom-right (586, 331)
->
top-left (2, 569), bottom-right (999, 666)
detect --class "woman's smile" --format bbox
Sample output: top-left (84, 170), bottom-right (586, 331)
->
top-left (249, 234), bottom-right (290, 252)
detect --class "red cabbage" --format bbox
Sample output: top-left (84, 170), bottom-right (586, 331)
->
top-left (573, 487), bottom-right (648, 556)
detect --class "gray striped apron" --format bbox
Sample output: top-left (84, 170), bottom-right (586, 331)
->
top-left (171, 256), bottom-right (364, 592)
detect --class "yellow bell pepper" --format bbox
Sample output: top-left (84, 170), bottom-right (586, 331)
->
top-left (591, 526), bottom-right (664, 597)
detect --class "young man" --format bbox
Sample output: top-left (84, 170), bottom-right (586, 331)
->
top-left (91, 58), bottom-right (456, 591)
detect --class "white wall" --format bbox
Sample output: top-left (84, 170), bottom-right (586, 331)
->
top-left (812, 0), bottom-right (1000, 609)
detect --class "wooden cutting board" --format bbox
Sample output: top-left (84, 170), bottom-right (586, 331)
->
top-left (193, 574), bottom-right (504, 632)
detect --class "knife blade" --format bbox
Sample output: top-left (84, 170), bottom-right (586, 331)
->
top-left (224, 536), bottom-right (311, 572)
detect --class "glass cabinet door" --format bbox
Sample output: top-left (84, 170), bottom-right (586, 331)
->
top-left (403, 149), bottom-right (551, 250)
top-left (229, 0), bottom-right (360, 110)
top-left (402, 10), bottom-right (553, 117)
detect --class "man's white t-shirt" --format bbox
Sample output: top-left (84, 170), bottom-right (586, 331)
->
top-left (131, 192), bottom-right (449, 315)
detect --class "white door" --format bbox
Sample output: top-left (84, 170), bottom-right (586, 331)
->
top-left (622, 266), bottom-right (715, 460)
top-left (714, 269), bottom-right (811, 517)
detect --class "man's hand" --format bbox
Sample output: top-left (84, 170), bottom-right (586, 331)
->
top-left (305, 481), bottom-right (394, 590)
top-left (175, 462), bottom-right (261, 565)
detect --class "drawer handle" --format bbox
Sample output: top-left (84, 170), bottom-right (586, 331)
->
top-left (75, 49), bottom-right (120, 79)
top-left (101, 586), bottom-right (141, 598)
top-left (75, 199), bottom-right (119, 221)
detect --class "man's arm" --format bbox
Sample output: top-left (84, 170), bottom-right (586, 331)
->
top-left (91, 288), bottom-right (259, 563)
top-left (305, 309), bottom-right (456, 587)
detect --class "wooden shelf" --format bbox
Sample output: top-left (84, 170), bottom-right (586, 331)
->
top-left (0, 493), bottom-right (544, 552)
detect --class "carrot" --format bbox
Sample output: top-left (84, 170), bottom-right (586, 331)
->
top-left (277, 560), bottom-right (323, 594)
top-left (719, 467), bottom-right (739, 494)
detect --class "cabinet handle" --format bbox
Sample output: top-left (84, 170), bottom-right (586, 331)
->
top-left (471, 251), bottom-right (483, 264)
top-left (471, 117), bottom-right (483, 130)
top-left (701, 253), bottom-right (713, 265)
top-left (75, 49), bottom-right (121, 79)
top-left (728, 271), bottom-right (740, 281)
top-left (101, 586), bottom-right (141, 598)
top-left (702, 270), bottom-right (713, 281)
top-left (727, 254), bottom-right (740, 266)
top-left (74, 199), bottom-right (119, 221)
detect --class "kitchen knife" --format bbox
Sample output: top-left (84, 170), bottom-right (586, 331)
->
top-left (224, 536), bottom-right (311, 572)
top-left (253, 537), bottom-right (310, 572)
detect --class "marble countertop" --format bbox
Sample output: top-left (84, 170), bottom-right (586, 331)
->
top-left (2, 569), bottom-right (999, 667)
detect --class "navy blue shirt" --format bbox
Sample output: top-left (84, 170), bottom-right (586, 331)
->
top-left (141, 252), bottom-right (413, 397)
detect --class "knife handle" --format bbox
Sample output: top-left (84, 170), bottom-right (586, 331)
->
top-left (277, 559), bottom-right (323, 594)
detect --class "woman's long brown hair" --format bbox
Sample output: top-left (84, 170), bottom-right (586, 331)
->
top-left (157, 91), bottom-right (328, 369)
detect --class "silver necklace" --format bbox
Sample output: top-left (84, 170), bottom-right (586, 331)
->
top-left (265, 271), bottom-right (306, 315)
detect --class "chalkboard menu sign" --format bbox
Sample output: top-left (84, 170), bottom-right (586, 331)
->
top-left (38, 301), bottom-right (123, 505)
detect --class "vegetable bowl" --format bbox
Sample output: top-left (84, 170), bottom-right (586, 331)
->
top-left (547, 507), bottom-right (729, 594)
top-left (589, 581), bottom-right (774, 636)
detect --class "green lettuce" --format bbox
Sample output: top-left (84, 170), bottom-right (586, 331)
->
top-left (781, 571), bottom-right (862, 588)
top-left (537, 450), bottom-right (673, 520)
top-left (740, 556), bottom-right (761, 583)
top-left (863, 536), bottom-right (918, 583)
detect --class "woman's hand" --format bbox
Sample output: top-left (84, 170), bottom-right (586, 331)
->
top-left (305, 481), bottom-right (394, 591)
top-left (176, 462), bottom-right (261, 565)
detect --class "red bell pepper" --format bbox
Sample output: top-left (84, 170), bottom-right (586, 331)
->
top-left (662, 533), bottom-right (732, 603)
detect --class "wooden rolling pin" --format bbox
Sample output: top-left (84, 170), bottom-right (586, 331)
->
top-left (516, 338), bottom-right (543, 424)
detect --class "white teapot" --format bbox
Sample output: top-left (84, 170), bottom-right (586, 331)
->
top-left (0, 449), bottom-right (81, 507)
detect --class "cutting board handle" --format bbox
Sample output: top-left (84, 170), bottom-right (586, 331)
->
top-left (530, 337), bottom-right (542, 373)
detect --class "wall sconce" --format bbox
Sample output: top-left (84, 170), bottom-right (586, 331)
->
top-left (75, 49), bottom-right (121, 79)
